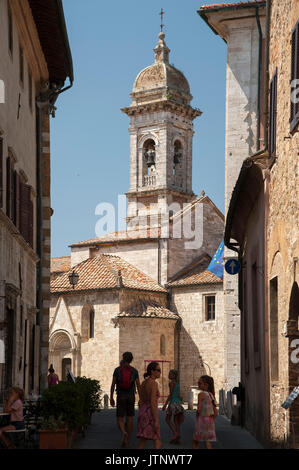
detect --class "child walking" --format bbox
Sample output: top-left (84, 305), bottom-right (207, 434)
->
top-left (193, 375), bottom-right (217, 449)
top-left (162, 369), bottom-right (184, 444)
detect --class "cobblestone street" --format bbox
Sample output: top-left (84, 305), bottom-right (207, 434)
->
top-left (74, 409), bottom-right (263, 450)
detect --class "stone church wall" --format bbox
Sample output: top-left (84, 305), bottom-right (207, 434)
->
top-left (118, 317), bottom-right (177, 402)
top-left (50, 290), bottom-right (120, 396)
top-left (91, 241), bottom-right (159, 282)
top-left (170, 285), bottom-right (225, 401)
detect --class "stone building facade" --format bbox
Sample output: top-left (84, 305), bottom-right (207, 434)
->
top-left (266, 0), bottom-right (299, 448)
top-left (50, 33), bottom-right (228, 401)
top-left (203, 0), bottom-right (299, 448)
top-left (0, 0), bottom-right (73, 397)
top-left (198, 1), bottom-right (267, 391)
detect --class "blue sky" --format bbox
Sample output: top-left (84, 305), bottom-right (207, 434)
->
top-left (51, 0), bottom-right (233, 258)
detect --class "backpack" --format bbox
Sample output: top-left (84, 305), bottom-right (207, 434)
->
top-left (118, 365), bottom-right (134, 390)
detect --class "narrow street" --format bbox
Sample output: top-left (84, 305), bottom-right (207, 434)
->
top-left (74, 409), bottom-right (263, 450)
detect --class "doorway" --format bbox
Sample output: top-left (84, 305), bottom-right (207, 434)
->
top-left (62, 358), bottom-right (72, 382)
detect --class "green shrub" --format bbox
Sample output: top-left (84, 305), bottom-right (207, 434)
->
top-left (41, 382), bottom-right (85, 430)
top-left (75, 376), bottom-right (102, 416)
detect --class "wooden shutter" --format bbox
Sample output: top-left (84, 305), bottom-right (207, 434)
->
top-left (6, 156), bottom-right (11, 217)
top-left (0, 137), bottom-right (3, 208)
top-left (290, 21), bottom-right (299, 131)
top-left (14, 172), bottom-right (20, 230)
top-left (29, 199), bottom-right (34, 248)
top-left (269, 70), bottom-right (278, 157)
top-left (19, 183), bottom-right (31, 244)
top-left (12, 170), bottom-right (16, 225)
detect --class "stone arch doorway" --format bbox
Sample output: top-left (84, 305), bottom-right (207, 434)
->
top-left (49, 330), bottom-right (77, 380)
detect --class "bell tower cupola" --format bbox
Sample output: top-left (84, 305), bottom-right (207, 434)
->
top-left (122, 32), bottom-right (202, 228)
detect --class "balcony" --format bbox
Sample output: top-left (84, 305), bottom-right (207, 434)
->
top-left (144, 175), bottom-right (156, 187)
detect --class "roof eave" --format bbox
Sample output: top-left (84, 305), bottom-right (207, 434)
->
top-left (197, 2), bottom-right (267, 42)
top-left (55, 0), bottom-right (74, 83)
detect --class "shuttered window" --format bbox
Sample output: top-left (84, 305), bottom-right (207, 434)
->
top-left (6, 156), bottom-right (11, 217)
top-left (269, 69), bottom-right (277, 157)
top-left (8, 5), bottom-right (13, 56)
top-left (19, 182), bottom-right (33, 247)
top-left (0, 137), bottom-right (3, 208)
top-left (290, 20), bottom-right (299, 132)
top-left (13, 170), bottom-right (20, 228)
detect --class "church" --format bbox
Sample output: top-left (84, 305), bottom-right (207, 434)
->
top-left (49, 32), bottom-right (227, 401)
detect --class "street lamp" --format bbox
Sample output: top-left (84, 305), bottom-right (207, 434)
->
top-left (68, 271), bottom-right (79, 289)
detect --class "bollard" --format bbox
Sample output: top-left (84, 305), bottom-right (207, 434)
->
top-left (104, 394), bottom-right (109, 409)
top-left (188, 390), bottom-right (194, 410)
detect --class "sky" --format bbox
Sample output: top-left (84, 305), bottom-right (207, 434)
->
top-left (50, 0), bottom-right (234, 258)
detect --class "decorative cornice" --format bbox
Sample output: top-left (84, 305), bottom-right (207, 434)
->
top-left (126, 188), bottom-right (195, 199)
top-left (122, 101), bottom-right (202, 120)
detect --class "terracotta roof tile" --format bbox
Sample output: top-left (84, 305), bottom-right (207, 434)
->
top-left (51, 256), bottom-right (71, 273)
top-left (119, 300), bottom-right (179, 320)
top-left (200, 1), bottom-right (265, 11)
top-left (168, 255), bottom-right (222, 287)
top-left (51, 255), bottom-right (166, 294)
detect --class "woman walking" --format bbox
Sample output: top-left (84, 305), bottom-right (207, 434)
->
top-left (47, 364), bottom-right (59, 388)
top-left (137, 362), bottom-right (162, 449)
top-left (193, 375), bottom-right (217, 449)
top-left (162, 369), bottom-right (184, 444)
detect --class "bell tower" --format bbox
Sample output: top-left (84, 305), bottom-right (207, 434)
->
top-left (122, 32), bottom-right (202, 228)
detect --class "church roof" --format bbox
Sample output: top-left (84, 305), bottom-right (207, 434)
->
top-left (70, 228), bottom-right (161, 248)
top-left (119, 299), bottom-right (178, 321)
top-left (51, 254), bottom-right (166, 294)
top-left (168, 254), bottom-right (223, 287)
top-left (51, 256), bottom-right (71, 273)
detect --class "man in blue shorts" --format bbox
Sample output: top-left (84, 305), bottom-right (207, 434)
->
top-left (110, 351), bottom-right (140, 447)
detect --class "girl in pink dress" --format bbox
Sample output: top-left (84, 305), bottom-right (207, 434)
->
top-left (47, 364), bottom-right (59, 388)
top-left (137, 362), bottom-right (162, 449)
top-left (0, 387), bottom-right (25, 449)
top-left (193, 375), bottom-right (218, 449)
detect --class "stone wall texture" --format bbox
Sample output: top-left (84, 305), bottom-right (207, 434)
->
top-left (267, 0), bottom-right (299, 448)
top-left (170, 284), bottom-right (225, 401)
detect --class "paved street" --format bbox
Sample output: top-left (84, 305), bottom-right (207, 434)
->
top-left (74, 408), bottom-right (263, 450)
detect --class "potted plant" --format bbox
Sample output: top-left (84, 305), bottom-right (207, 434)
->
top-left (75, 376), bottom-right (102, 425)
top-left (39, 382), bottom-right (85, 449)
top-left (39, 415), bottom-right (68, 449)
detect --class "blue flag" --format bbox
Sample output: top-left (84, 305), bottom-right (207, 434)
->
top-left (206, 240), bottom-right (224, 280)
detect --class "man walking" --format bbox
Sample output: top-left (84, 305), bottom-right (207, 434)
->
top-left (110, 352), bottom-right (141, 447)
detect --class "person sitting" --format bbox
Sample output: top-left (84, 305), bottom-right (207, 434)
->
top-left (0, 387), bottom-right (25, 449)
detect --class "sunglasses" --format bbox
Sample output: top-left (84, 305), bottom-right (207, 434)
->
top-left (155, 368), bottom-right (161, 372)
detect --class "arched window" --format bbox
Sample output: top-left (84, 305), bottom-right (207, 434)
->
top-left (160, 334), bottom-right (166, 355)
top-left (173, 140), bottom-right (182, 176)
top-left (143, 139), bottom-right (156, 176)
top-left (90, 309), bottom-right (95, 339)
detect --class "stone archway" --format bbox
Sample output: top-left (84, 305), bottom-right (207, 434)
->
top-left (49, 330), bottom-right (77, 380)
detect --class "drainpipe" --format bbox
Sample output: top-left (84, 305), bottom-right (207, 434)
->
top-left (36, 79), bottom-right (73, 393)
top-left (256, 7), bottom-right (263, 152)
